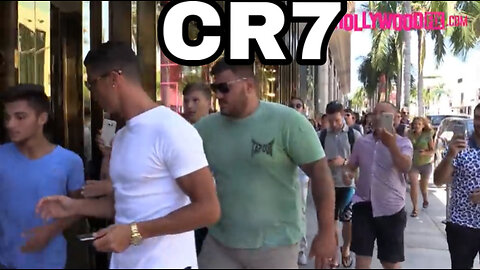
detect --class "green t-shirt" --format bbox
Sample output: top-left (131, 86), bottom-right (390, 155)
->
top-left (195, 101), bottom-right (325, 249)
top-left (408, 130), bottom-right (434, 166)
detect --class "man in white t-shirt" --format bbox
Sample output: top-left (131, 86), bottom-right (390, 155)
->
top-left (36, 42), bottom-right (220, 269)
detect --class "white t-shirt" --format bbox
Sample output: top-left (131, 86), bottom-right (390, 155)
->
top-left (109, 106), bottom-right (209, 269)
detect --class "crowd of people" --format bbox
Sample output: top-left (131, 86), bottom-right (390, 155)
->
top-left (0, 42), bottom-right (479, 269)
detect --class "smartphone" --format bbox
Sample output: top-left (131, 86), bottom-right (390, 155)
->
top-left (77, 233), bottom-right (96, 242)
top-left (452, 123), bottom-right (467, 140)
top-left (101, 119), bottom-right (117, 147)
top-left (380, 113), bottom-right (394, 133)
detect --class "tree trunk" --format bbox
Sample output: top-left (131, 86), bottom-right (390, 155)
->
top-left (417, 29), bottom-right (426, 117)
top-left (396, 38), bottom-right (404, 109)
top-left (403, 1), bottom-right (411, 109)
top-left (396, 69), bottom-right (403, 108)
top-left (385, 79), bottom-right (390, 102)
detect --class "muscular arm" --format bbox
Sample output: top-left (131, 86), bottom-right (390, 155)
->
top-left (434, 155), bottom-right (455, 186)
top-left (300, 158), bottom-right (335, 235)
top-left (100, 153), bottom-right (111, 180)
top-left (136, 167), bottom-right (220, 238)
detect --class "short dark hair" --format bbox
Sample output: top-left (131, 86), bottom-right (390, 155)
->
top-left (326, 101), bottom-right (344, 115)
top-left (321, 114), bottom-right (327, 120)
top-left (84, 41), bottom-right (141, 83)
top-left (183, 83), bottom-right (211, 100)
top-left (1, 84), bottom-right (50, 115)
top-left (210, 58), bottom-right (255, 79)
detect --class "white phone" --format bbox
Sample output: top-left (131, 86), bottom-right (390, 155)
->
top-left (380, 113), bottom-right (394, 133)
top-left (101, 119), bottom-right (117, 147)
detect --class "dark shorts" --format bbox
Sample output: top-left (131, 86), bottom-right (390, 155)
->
top-left (195, 227), bottom-right (209, 255)
top-left (411, 163), bottom-right (433, 176)
top-left (351, 202), bottom-right (407, 263)
top-left (334, 187), bottom-right (355, 222)
top-left (446, 222), bottom-right (480, 269)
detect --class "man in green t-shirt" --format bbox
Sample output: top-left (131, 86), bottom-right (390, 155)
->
top-left (195, 58), bottom-right (336, 269)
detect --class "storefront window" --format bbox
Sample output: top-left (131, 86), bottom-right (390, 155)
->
top-left (17, 1), bottom-right (51, 96)
top-left (82, 1), bottom-right (92, 163)
top-left (155, 1), bottom-right (211, 113)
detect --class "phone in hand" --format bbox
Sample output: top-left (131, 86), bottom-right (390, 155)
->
top-left (77, 233), bottom-right (96, 242)
top-left (101, 119), bottom-right (117, 147)
top-left (380, 113), bottom-right (395, 133)
top-left (452, 123), bottom-right (467, 140)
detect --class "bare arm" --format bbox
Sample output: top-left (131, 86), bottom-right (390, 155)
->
top-left (433, 155), bottom-right (455, 186)
top-left (137, 167), bottom-right (220, 238)
top-left (74, 195), bottom-right (115, 219)
top-left (388, 143), bottom-right (412, 173)
top-left (300, 158), bottom-right (335, 235)
top-left (434, 137), bottom-right (466, 186)
top-left (100, 154), bottom-right (111, 180)
top-left (421, 137), bottom-right (435, 157)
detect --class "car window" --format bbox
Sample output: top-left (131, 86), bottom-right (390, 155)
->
top-left (429, 116), bottom-right (445, 126)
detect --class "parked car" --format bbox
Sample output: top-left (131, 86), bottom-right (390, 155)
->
top-left (427, 114), bottom-right (471, 134)
top-left (433, 117), bottom-right (474, 168)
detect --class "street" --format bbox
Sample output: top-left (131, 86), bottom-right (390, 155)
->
top-left (302, 183), bottom-right (480, 269)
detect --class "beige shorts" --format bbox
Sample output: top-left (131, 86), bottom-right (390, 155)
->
top-left (198, 235), bottom-right (299, 269)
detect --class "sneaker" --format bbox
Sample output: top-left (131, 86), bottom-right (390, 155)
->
top-left (298, 251), bottom-right (308, 265)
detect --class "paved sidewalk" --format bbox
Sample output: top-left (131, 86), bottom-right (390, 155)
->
top-left (301, 184), bottom-right (480, 269)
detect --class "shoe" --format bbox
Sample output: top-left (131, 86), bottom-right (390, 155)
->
top-left (410, 209), bottom-right (418, 217)
top-left (298, 251), bottom-right (308, 265)
top-left (423, 201), bottom-right (429, 209)
top-left (340, 247), bottom-right (353, 268)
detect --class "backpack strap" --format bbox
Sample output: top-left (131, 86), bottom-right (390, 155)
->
top-left (347, 127), bottom-right (356, 152)
top-left (319, 129), bottom-right (327, 149)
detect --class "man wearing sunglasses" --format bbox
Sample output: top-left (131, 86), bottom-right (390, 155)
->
top-left (36, 42), bottom-right (221, 269)
top-left (344, 108), bottom-right (364, 135)
top-left (196, 58), bottom-right (336, 269)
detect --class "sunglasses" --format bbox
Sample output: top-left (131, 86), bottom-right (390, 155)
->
top-left (85, 69), bottom-right (123, 91)
top-left (210, 78), bottom-right (247, 94)
top-left (289, 103), bottom-right (303, 109)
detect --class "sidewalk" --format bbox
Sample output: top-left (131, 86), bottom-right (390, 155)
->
top-left (301, 184), bottom-right (480, 269)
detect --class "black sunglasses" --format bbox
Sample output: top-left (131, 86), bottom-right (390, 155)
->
top-left (289, 103), bottom-right (303, 109)
top-left (210, 78), bottom-right (247, 94)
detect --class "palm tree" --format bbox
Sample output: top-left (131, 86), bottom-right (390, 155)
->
top-left (357, 54), bottom-right (380, 106)
top-left (367, 1), bottom-right (406, 105)
top-left (403, 1), bottom-right (412, 109)
top-left (412, 1), bottom-right (480, 116)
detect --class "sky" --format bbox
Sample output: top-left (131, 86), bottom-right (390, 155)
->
top-left (350, 1), bottom-right (480, 97)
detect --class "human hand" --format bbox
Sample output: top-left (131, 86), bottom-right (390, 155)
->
top-left (93, 224), bottom-right (131, 253)
top-left (82, 180), bottom-right (113, 198)
top-left (36, 195), bottom-right (78, 220)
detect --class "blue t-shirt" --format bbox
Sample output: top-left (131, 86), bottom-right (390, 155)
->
top-left (0, 143), bottom-right (84, 269)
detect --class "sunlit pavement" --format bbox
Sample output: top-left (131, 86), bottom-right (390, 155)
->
top-left (301, 181), bottom-right (480, 269)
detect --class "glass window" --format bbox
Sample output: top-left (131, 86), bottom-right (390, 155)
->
top-left (155, 1), bottom-right (211, 113)
top-left (82, 1), bottom-right (92, 163)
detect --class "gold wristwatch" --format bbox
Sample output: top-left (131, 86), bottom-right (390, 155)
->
top-left (130, 223), bottom-right (143, 246)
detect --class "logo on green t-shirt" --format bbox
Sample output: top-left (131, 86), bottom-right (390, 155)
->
top-left (251, 139), bottom-right (275, 157)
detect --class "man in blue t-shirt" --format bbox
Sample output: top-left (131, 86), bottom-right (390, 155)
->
top-left (0, 85), bottom-right (84, 269)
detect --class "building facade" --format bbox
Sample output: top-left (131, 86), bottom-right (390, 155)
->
top-left (0, 1), bottom-right (352, 268)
